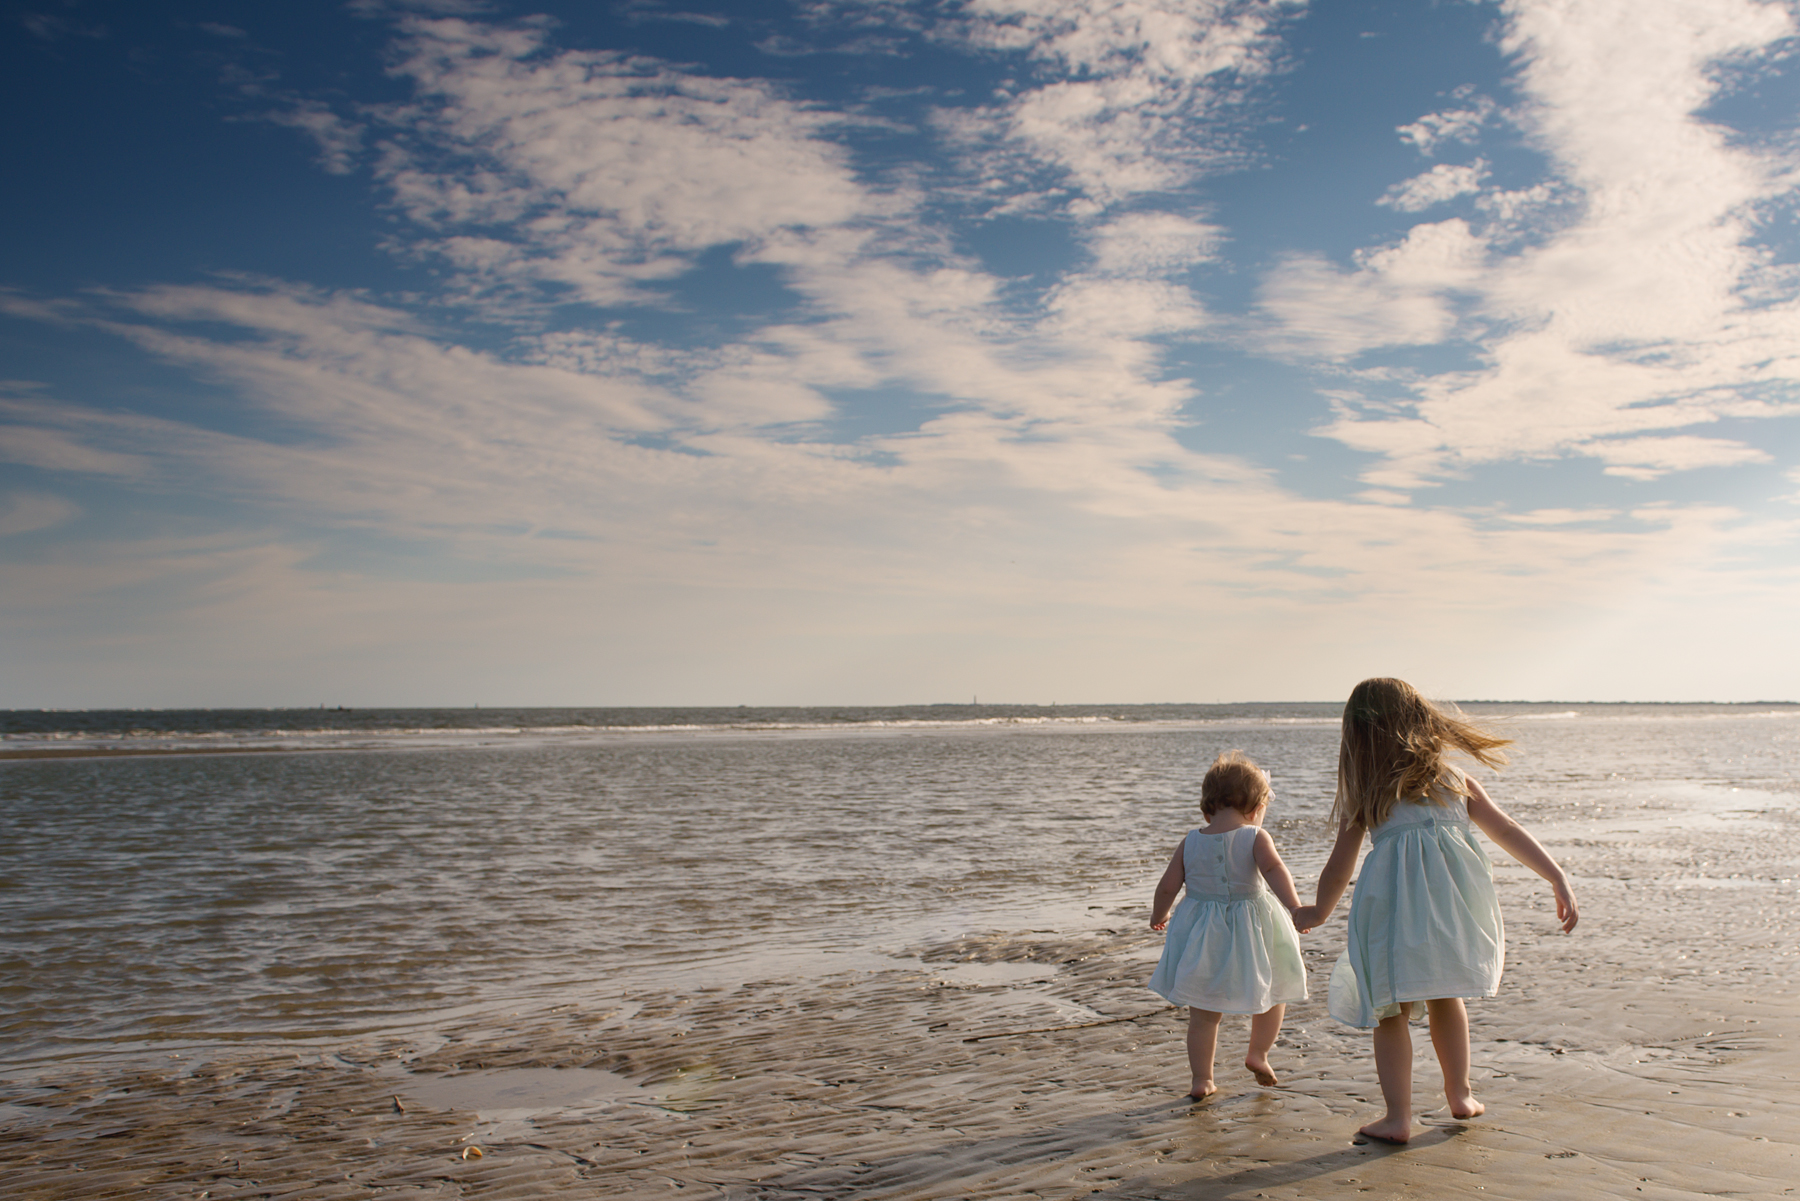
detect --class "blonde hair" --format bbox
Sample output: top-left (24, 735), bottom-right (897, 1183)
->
top-left (1332, 678), bottom-right (1510, 830)
top-left (1201, 750), bottom-right (1272, 818)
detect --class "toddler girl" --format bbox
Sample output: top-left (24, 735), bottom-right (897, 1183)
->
top-left (1294, 678), bottom-right (1579, 1143)
top-left (1148, 750), bottom-right (1308, 1099)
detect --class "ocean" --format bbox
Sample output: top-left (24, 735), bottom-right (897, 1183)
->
top-left (3, 702), bottom-right (1796, 1072)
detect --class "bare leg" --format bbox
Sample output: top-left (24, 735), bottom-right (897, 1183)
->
top-left (1426, 997), bottom-right (1484, 1119)
top-left (1185, 1008), bottom-right (1223, 1098)
top-left (1245, 1004), bottom-right (1284, 1086)
top-left (1360, 1003), bottom-right (1414, 1143)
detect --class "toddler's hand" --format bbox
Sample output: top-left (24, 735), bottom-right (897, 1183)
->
top-left (1150, 918), bottom-right (1168, 933)
top-left (1289, 905), bottom-right (1317, 933)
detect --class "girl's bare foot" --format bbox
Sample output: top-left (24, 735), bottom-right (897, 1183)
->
top-left (1447, 1095), bottom-right (1484, 1120)
top-left (1356, 1117), bottom-right (1412, 1144)
top-left (1244, 1056), bottom-right (1279, 1087)
top-left (1187, 1080), bottom-right (1217, 1100)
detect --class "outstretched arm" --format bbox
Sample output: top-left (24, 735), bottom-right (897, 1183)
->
top-left (1150, 843), bottom-right (1185, 932)
top-left (1465, 776), bottom-right (1579, 932)
top-left (1252, 828), bottom-right (1304, 913)
top-left (1289, 819), bottom-right (1364, 931)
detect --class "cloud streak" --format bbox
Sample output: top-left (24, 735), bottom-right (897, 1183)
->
top-left (941, 0), bottom-right (1300, 212)
top-left (373, 17), bottom-right (887, 307)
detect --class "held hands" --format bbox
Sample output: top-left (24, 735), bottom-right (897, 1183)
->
top-left (1288, 905), bottom-right (1318, 934)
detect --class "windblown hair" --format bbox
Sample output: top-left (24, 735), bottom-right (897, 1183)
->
top-left (1332, 678), bottom-right (1511, 830)
top-left (1201, 749), bottom-right (1272, 818)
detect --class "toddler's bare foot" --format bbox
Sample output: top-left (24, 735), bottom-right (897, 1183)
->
top-left (1244, 1056), bottom-right (1279, 1087)
top-left (1187, 1080), bottom-right (1217, 1100)
top-left (1355, 1117), bottom-right (1412, 1145)
top-left (1447, 1094), bottom-right (1484, 1120)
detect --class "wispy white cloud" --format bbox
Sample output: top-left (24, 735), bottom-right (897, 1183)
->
top-left (347, 0), bottom-right (492, 15)
top-left (260, 101), bottom-right (365, 175)
top-left (621, 3), bottom-right (732, 30)
top-left (1492, 507), bottom-right (1619, 525)
top-left (0, 490), bottom-right (79, 537)
top-left (1043, 277), bottom-right (1210, 345)
top-left (1085, 212), bottom-right (1222, 276)
top-left (0, 400), bottom-right (148, 477)
top-left (373, 17), bottom-right (886, 306)
top-left (1378, 160), bottom-right (1489, 212)
top-left (1396, 93), bottom-right (1495, 156)
top-left (1257, 219), bottom-right (1484, 357)
top-left (1580, 434), bottom-right (1770, 479)
top-left (939, 0), bottom-right (1301, 212)
top-left (18, 11), bottom-right (106, 41)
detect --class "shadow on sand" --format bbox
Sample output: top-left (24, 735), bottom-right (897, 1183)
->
top-left (731, 1089), bottom-right (1469, 1200)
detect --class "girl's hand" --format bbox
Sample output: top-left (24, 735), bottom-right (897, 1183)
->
top-left (1289, 905), bottom-right (1318, 933)
top-left (1553, 879), bottom-right (1579, 933)
top-left (1150, 917), bottom-right (1169, 932)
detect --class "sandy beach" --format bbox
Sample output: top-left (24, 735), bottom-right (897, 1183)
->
top-left (4, 794), bottom-right (1795, 1201)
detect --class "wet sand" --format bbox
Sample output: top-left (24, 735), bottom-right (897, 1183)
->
top-left (4, 808), bottom-right (1797, 1199)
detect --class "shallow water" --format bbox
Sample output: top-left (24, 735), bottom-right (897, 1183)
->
top-left (2, 703), bottom-right (1795, 1066)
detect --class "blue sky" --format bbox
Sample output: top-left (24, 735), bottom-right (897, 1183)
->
top-left (4, 0), bottom-right (1800, 706)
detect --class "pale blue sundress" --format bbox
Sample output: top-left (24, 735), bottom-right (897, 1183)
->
top-left (1327, 793), bottom-right (1505, 1028)
top-left (1148, 826), bottom-right (1308, 1014)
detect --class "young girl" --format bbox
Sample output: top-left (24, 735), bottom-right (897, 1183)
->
top-left (1149, 750), bottom-right (1308, 1099)
top-left (1293, 678), bottom-right (1579, 1144)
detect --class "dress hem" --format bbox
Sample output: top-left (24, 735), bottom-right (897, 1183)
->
top-left (1149, 990), bottom-right (1308, 1016)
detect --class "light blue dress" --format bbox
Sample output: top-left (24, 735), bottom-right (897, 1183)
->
top-left (1327, 794), bottom-right (1505, 1027)
top-left (1148, 826), bottom-right (1308, 1014)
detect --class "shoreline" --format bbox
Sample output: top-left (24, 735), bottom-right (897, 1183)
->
top-left (8, 702), bottom-right (1799, 765)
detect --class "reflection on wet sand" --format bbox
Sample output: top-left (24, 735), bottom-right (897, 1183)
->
top-left (3, 857), bottom-right (1796, 1199)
